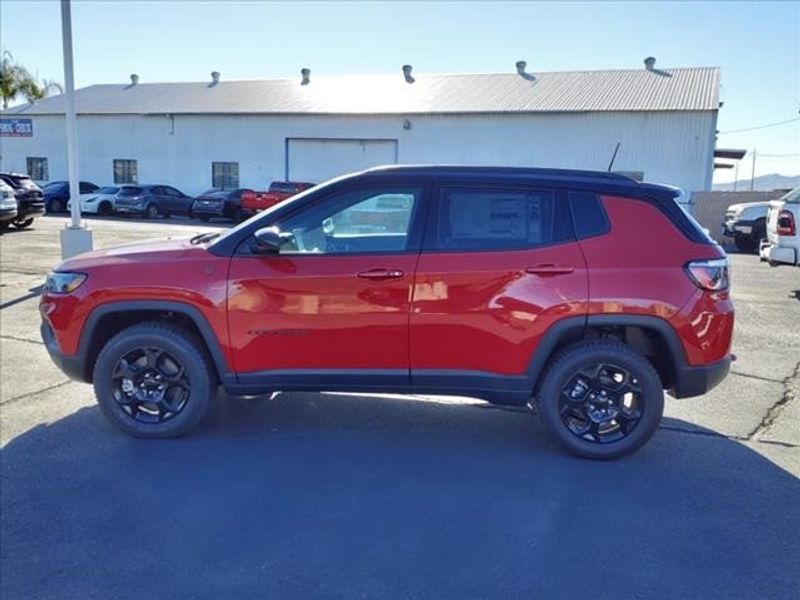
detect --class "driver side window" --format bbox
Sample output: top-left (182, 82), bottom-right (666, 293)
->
top-left (276, 187), bottom-right (420, 255)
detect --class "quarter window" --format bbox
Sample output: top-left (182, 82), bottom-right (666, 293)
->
top-left (569, 191), bottom-right (610, 239)
top-left (436, 187), bottom-right (567, 251)
top-left (113, 159), bottom-right (138, 184)
top-left (212, 162), bottom-right (239, 189)
top-left (276, 187), bottom-right (420, 255)
top-left (26, 157), bottom-right (48, 181)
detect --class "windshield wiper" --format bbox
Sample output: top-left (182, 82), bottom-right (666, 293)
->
top-left (189, 231), bottom-right (221, 245)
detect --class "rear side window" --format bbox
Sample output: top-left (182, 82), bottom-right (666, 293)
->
top-left (118, 187), bottom-right (143, 197)
top-left (435, 187), bottom-right (569, 251)
top-left (569, 191), bottom-right (610, 239)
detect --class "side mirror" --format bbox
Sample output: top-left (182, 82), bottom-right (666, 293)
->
top-left (252, 226), bottom-right (283, 254)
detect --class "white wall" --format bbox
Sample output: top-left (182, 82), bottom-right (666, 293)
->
top-left (0, 110), bottom-right (715, 197)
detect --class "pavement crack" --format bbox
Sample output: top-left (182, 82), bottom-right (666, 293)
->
top-left (745, 361), bottom-right (800, 441)
top-left (0, 380), bottom-right (72, 406)
top-left (0, 335), bottom-right (43, 346)
top-left (730, 370), bottom-right (784, 384)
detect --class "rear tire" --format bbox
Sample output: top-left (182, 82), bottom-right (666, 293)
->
top-left (145, 203), bottom-right (159, 219)
top-left (536, 339), bottom-right (664, 459)
top-left (93, 322), bottom-right (216, 438)
top-left (199, 215), bottom-right (210, 223)
top-left (98, 201), bottom-right (113, 216)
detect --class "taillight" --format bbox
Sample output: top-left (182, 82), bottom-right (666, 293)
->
top-left (777, 210), bottom-right (796, 236)
top-left (685, 258), bottom-right (729, 291)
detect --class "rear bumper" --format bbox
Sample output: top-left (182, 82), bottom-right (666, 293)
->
top-left (192, 204), bottom-right (227, 217)
top-left (41, 320), bottom-right (85, 382)
top-left (766, 244), bottom-right (798, 266)
top-left (17, 200), bottom-right (46, 219)
top-left (0, 207), bottom-right (18, 222)
top-left (670, 355), bottom-right (731, 399)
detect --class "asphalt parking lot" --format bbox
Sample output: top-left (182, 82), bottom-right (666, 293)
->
top-left (1, 215), bottom-right (799, 599)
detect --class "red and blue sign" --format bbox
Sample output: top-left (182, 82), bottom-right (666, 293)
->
top-left (0, 118), bottom-right (33, 137)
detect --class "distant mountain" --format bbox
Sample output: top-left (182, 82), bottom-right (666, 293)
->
top-left (714, 173), bottom-right (800, 192)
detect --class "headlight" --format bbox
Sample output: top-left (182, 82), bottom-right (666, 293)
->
top-left (45, 272), bottom-right (87, 294)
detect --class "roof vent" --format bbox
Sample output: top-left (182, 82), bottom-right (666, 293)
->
top-left (210, 71), bottom-right (221, 85)
top-left (516, 60), bottom-right (535, 81)
top-left (301, 68), bottom-right (310, 85)
top-left (644, 56), bottom-right (656, 70)
top-left (402, 64), bottom-right (415, 84)
top-left (129, 73), bottom-right (139, 86)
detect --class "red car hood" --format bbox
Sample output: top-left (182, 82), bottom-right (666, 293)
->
top-left (54, 235), bottom-right (201, 271)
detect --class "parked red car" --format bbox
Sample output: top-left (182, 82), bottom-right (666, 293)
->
top-left (40, 166), bottom-right (733, 458)
top-left (240, 180), bottom-right (314, 217)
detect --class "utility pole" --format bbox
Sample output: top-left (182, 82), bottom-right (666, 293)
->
top-left (733, 161), bottom-right (739, 191)
top-left (59, 0), bottom-right (93, 258)
top-left (749, 148), bottom-right (757, 192)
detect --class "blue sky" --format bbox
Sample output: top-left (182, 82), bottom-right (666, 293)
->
top-left (2, 1), bottom-right (798, 182)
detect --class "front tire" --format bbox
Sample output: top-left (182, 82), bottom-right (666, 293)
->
top-left (536, 340), bottom-right (664, 459)
top-left (49, 198), bottom-right (64, 213)
top-left (145, 203), bottom-right (159, 219)
top-left (93, 323), bottom-right (216, 438)
top-left (12, 217), bottom-right (34, 229)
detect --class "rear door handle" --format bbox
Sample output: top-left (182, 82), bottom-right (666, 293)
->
top-left (525, 264), bottom-right (575, 276)
top-left (357, 269), bottom-right (405, 281)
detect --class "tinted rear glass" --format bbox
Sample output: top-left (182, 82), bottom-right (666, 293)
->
top-left (269, 182), bottom-right (296, 193)
top-left (118, 187), bottom-right (143, 196)
top-left (97, 187), bottom-right (119, 194)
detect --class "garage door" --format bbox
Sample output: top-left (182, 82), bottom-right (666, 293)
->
top-left (287, 138), bottom-right (398, 183)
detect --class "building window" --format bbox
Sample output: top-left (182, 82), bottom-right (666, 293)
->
top-left (26, 157), bottom-right (48, 181)
top-left (212, 162), bottom-right (239, 189)
top-left (113, 159), bottom-right (138, 184)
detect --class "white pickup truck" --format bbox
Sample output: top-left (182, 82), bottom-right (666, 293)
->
top-left (760, 187), bottom-right (800, 267)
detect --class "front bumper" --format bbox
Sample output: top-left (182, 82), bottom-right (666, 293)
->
top-left (41, 320), bottom-right (85, 382)
top-left (670, 355), bottom-right (731, 399)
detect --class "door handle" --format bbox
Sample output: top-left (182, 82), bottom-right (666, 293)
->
top-left (525, 264), bottom-right (575, 276)
top-left (356, 269), bottom-right (405, 281)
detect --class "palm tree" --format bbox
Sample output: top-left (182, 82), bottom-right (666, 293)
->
top-left (0, 51), bottom-right (61, 110)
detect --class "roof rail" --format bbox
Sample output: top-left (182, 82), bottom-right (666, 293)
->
top-left (364, 164), bottom-right (637, 181)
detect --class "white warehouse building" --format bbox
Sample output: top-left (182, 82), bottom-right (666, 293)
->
top-left (0, 61), bottom-right (721, 199)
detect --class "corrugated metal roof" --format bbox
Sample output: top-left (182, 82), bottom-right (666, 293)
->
top-left (3, 67), bottom-right (719, 116)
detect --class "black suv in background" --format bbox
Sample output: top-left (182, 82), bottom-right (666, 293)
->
top-left (42, 180), bottom-right (100, 213)
top-left (0, 173), bottom-right (46, 229)
top-left (114, 184), bottom-right (195, 219)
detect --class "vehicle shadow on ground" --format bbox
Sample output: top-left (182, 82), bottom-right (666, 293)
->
top-left (0, 284), bottom-right (43, 310)
top-left (2, 392), bottom-right (798, 600)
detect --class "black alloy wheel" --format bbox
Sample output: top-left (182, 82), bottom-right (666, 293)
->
top-left (536, 340), bottom-right (664, 459)
top-left (111, 346), bottom-right (191, 424)
top-left (559, 363), bottom-right (643, 444)
top-left (93, 322), bottom-right (215, 438)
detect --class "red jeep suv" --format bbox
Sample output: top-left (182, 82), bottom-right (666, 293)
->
top-left (40, 166), bottom-right (733, 459)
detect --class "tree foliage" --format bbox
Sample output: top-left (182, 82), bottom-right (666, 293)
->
top-left (0, 51), bottom-right (62, 110)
